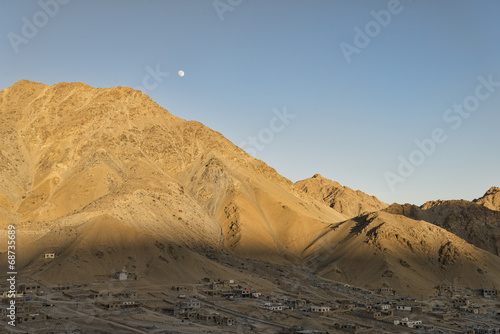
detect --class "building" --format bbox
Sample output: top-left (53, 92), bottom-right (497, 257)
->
top-left (234, 287), bottom-right (251, 298)
top-left (414, 324), bottom-right (434, 330)
top-left (16, 313), bottom-right (47, 324)
top-left (221, 290), bottom-right (235, 299)
top-left (308, 305), bottom-right (330, 313)
top-left (100, 300), bottom-right (139, 310)
top-left (210, 280), bottom-right (235, 290)
top-left (333, 323), bottom-right (362, 333)
top-left (432, 305), bottom-right (450, 313)
top-left (117, 290), bottom-right (137, 299)
top-left (474, 328), bottom-right (500, 334)
top-left (216, 316), bottom-right (234, 326)
top-left (287, 299), bottom-right (306, 310)
top-left (396, 305), bottom-right (412, 311)
top-left (338, 299), bottom-right (356, 311)
top-left (362, 310), bottom-right (382, 319)
top-left (460, 306), bottom-right (480, 314)
top-left (197, 312), bottom-right (234, 326)
top-left (394, 317), bottom-right (423, 328)
top-left (454, 297), bottom-right (470, 307)
top-left (204, 289), bottom-right (221, 297)
top-left (376, 304), bottom-right (391, 311)
top-left (178, 299), bottom-right (200, 315)
top-left (116, 270), bottom-right (128, 281)
top-left (120, 301), bottom-right (139, 309)
top-left (198, 312), bottom-right (218, 324)
top-left (179, 299), bottom-right (201, 311)
top-left (263, 302), bottom-right (284, 311)
top-left (101, 302), bottom-right (121, 310)
top-left (181, 310), bottom-right (198, 320)
top-left (412, 304), bottom-right (431, 313)
top-left (89, 290), bottom-right (104, 300)
top-left (18, 284), bottom-right (41, 294)
top-left (482, 289), bottom-right (497, 298)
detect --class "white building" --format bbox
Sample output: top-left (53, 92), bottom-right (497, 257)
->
top-left (394, 317), bottom-right (423, 328)
top-left (116, 270), bottom-right (128, 281)
top-left (262, 302), bottom-right (283, 311)
top-left (396, 305), bottom-right (412, 311)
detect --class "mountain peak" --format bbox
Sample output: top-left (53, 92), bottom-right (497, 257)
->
top-left (473, 186), bottom-right (500, 211)
top-left (486, 186), bottom-right (500, 195)
top-left (296, 174), bottom-right (387, 218)
top-left (3, 79), bottom-right (47, 92)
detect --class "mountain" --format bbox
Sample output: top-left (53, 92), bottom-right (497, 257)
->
top-left (383, 198), bottom-right (500, 256)
top-left (473, 186), bottom-right (500, 211)
top-left (295, 174), bottom-right (388, 219)
top-left (1, 80), bottom-right (499, 296)
top-left (302, 210), bottom-right (500, 296)
top-left (0, 80), bottom-right (345, 283)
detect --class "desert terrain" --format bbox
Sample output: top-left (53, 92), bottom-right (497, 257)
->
top-left (0, 81), bottom-right (499, 333)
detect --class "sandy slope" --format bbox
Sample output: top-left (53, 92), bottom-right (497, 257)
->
top-left (0, 80), bottom-right (345, 284)
top-left (302, 211), bottom-right (500, 297)
top-left (0, 80), bottom-right (498, 295)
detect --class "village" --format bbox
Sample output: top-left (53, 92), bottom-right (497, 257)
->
top-left (2, 259), bottom-right (500, 334)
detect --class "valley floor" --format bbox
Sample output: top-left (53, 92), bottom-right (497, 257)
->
top-left (1, 253), bottom-right (499, 333)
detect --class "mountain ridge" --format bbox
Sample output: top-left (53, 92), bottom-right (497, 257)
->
top-left (295, 173), bottom-right (388, 219)
top-left (1, 80), bottom-right (498, 297)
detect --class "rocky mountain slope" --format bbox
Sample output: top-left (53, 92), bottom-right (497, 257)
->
top-left (473, 186), bottom-right (500, 211)
top-left (302, 210), bottom-right (500, 296)
top-left (0, 80), bottom-right (345, 283)
top-left (383, 199), bottom-right (500, 257)
top-left (295, 174), bottom-right (388, 219)
top-left (1, 80), bottom-right (498, 296)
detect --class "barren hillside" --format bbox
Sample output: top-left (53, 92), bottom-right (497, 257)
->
top-left (0, 80), bottom-right (498, 296)
top-left (0, 80), bottom-right (345, 283)
top-left (384, 199), bottom-right (500, 256)
top-left (302, 211), bottom-right (500, 297)
top-left (296, 174), bottom-right (388, 219)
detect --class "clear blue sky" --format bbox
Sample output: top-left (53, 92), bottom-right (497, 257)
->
top-left (1, 0), bottom-right (499, 205)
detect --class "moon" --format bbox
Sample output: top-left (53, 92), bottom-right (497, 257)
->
top-left (178, 70), bottom-right (185, 77)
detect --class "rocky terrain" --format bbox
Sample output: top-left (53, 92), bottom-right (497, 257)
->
top-left (1, 80), bottom-right (499, 297)
top-left (295, 173), bottom-right (388, 219)
top-left (384, 199), bottom-right (500, 257)
top-left (473, 186), bottom-right (500, 211)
